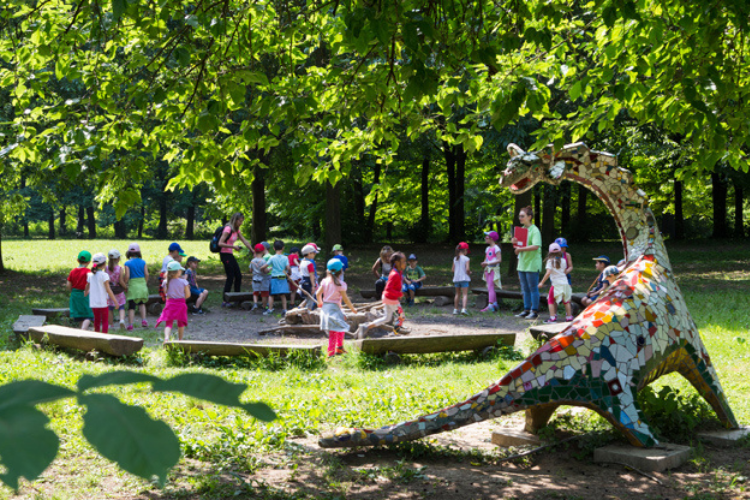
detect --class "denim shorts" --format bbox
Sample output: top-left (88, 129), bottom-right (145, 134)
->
top-left (454, 281), bottom-right (470, 288)
top-left (190, 287), bottom-right (205, 296)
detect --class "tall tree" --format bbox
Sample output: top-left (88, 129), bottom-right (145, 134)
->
top-left (251, 166), bottom-right (267, 244)
top-left (324, 180), bottom-right (341, 252)
top-left (712, 171), bottom-right (729, 238)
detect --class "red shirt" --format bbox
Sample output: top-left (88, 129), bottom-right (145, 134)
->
top-left (382, 269), bottom-right (403, 301)
top-left (288, 254), bottom-right (300, 267)
top-left (67, 267), bottom-right (89, 290)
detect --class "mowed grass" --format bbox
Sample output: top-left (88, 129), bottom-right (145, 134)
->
top-left (0, 239), bottom-right (750, 498)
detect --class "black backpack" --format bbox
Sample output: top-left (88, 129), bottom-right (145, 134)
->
top-left (209, 225), bottom-right (230, 253)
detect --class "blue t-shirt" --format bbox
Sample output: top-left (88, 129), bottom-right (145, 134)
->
top-left (125, 258), bottom-right (146, 279)
top-left (268, 254), bottom-right (289, 277)
top-left (332, 254), bottom-right (349, 270)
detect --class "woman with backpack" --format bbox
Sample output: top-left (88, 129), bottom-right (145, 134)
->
top-left (217, 212), bottom-right (253, 306)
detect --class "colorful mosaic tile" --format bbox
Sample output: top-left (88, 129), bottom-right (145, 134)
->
top-left (318, 142), bottom-right (739, 449)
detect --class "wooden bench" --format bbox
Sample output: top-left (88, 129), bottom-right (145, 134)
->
top-left (164, 340), bottom-right (321, 357)
top-left (12, 315), bottom-right (46, 339)
top-left (528, 322), bottom-right (573, 340)
top-left (359, 286), bottom-right (455, 300)
top-left (471, 288), bottom-right (585, 313)
top-left (32, 294), bottom-right (194, 318)
top-left (350, 332), bottom-right (516, 355)
top-left (27, 325), bottom-right (144, 356)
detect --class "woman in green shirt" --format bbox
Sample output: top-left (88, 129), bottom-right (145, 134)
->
top-left (511, 206), bottom-right (542, 319)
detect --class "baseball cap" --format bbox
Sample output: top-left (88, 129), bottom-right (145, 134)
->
top-left (484, 231), bottom-right (499, 241)
top-left (168, 242), bottom-right (186, 256)
top-left (127, 243), bottom-right (141, 253)
top-left (77, 250), bottom-right (92, 263)
top-left (549, 243), bottom-right (562, 253)
top-left (332, 244), bottom-right (343, 252)
top-left (261, 241), bottom-right (270, 250)
top-left (603, 265), bottom-right (620, 278)
top-left (593, 255), bottom-right (611, 264)
top-left (301, 244), bottom-right (317, 256)
top-left (326, 258), bottom-right (344, 272)
top-left (458, 242), bottom-right (470, 254)
top-left (187, 256), bottom-right (201, 264)
top-left (408, 254), bottom-right (417, 261)
top-left (91, 253), bottom-right (107, 266)
top-left (554, 237), bottom-right (568, 248)
top-left (108, 249), bottom-right (121, 259)
top-left (254, 243), bottom-right (266, 253)
top-left (166, 261), bottom-right (185, 272)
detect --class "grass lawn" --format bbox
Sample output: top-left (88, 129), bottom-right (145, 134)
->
top-left (0, 239), bottom-right (749, 499)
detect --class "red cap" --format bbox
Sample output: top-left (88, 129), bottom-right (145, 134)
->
top-left (254, 243), bottom-right (265, 252)
top-left (458, 242), bottom-right (470, 254)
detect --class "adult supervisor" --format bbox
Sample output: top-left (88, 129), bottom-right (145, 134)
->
top-left (219, 212), bottom-right (253, 306)
top-left (511, 205), bottom-right (542, 319)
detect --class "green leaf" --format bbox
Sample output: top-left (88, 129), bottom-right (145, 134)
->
top-left (0, 380), bottom-right (75, 412)
top-left (112, 0), bottom-right (126, 21)
top-left (80, 394), bottom-right (180, 485)
top-left (153, 373), bottom-right (276, 421)
top-left (0, 406), bottom-right (59, 491)
top-left (78, 371), bottom-right (159, 392)
top-left (569, 80), bottom-right (582, 101)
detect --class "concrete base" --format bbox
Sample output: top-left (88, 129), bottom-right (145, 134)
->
top-left (697, 427), bottom-right (750, 447)
top-left (491, 429), bottom-right (542, 447)
top-left (593, 443), bottom-right (691, 472)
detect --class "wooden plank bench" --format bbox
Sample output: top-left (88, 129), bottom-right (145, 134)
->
top-left (528, 322), bottom-right (573, 340)
top-left (359, 286), bottom-right (455, 300)
top-left (31, 308), bottom-right (70, 318)
top-left (12, 315), bottom-right (46, 339)
top-left (350, 332), bottom-right (516, 355)
top-left (164, 340), bottom-right (321, 357)
top-left (32, 294), bottom-right (194, 318)
top-left (471, 288), bottom-right (585, 313)
top-left (28, 325), bottom-right (144, 356)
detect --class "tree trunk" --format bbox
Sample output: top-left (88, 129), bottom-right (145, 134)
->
top-left (21, 176), bottom-right (29, 238)
top-left (541, 185), bottom-right (556, 246)
top-left (353, 163), bottom-right (366, 238)
top-left (577, 185), bottom-right (588, 242)
top-left (114, 219), bottom-right (126, 239)
top-left (560, 182), bottom-right (571, 234)
top-left (416, 155), bottom-right (430, 243)
top-left (86, 206), bottom-right (96, 239)
top-left (251, 166), bottom-right (266, 244)
top-left (0, 228), bottom-right (4, 272)
top-left (735, 183), bottom-right (744, 238)
top-left (507, 190), bottom-right (533, 276)
top-left (386, 221), bottom-right (393, 240)
top-left (186, 203), bottom-right (195, 240)
top-left (365, 162), bottom-right (381, 244)
top-left (674, 180), bottom-right (684, 240)
top-left (48, 210), bottom-right (56, 240)
top-left (324, 180), bottom-right (341, 251)
top-left (711, 172), bottom-right (728, 238)
top-left (455, 144), bottom-right (467, 241)
top-left (157, 193), bottom-right (168, 239)
top-left (59, 206), bottom-right (67, 236)
top-left (444, 142), bottom-right (457, 242)
top-left (138, 204), bottom-right (144, 239)
top-left (77, 206), bottom-right (85, 239)
top-left (534, 186), bottom-right (541, 224)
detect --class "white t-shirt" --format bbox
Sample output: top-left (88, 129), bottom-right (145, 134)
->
top-left (453, 255), bottom-right (471, 282)
top-left (546, 257), bottom-right (569, 287)
top-left (87, 271), bottom-right (111, 308)
top-left (161, 255), bottom-right (174, 274)
top-left (485, 245), bottom-right (501, 266)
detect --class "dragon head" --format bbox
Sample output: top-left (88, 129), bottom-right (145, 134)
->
top-left (500, 143), bottom-right (567, 193)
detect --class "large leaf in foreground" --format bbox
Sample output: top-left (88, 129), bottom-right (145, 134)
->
top-left (0, 406), bottom-right (59, 490)
top-left (77, 371), bottom-right (159, 391)
top-left (0, 380), bottom-right (74, 411)
top-left (79, 394), bottom-right (180, 486)
top-left (153, 373), bottom-right (276, 421)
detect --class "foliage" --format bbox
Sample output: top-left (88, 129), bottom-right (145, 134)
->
top-left (637, 385), bottom-right (718, 443)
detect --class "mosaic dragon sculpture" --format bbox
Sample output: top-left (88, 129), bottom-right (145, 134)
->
top-left (319, 142), bottom-right (738, 449)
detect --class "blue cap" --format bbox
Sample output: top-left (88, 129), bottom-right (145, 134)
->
top-left (593, 255), bottom-right (610, 264)
top-left (408, 254), bottom-right (417, 261)
top-left (554, 237), bottom-right (568, 248)
top-left (326, 258), bottom-right (344, 272)
top-left (168, 242), bottom-right (186, 256)
top-left (261, 241), bottom-right (270, 250)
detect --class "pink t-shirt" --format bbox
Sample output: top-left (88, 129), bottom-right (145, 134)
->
top-left (319, 277), bottom-right (347, 305)
top-left (220, 226), bottom-right (240, 254)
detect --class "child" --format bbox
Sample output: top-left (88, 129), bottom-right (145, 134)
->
top-left (538, 243), bottom-right (573, 323)
top-left (331, 244), bottom-right (349, 279)
top-left (299, 244), bottom-right (319, 310)
top-left (288, 247), bottom-right (302, 307)
top-left (452, 242), bottom-right (471, 315)
top-left (261, 241), bottom-right (272, 262)
top-left (547, 237), bottom-right (573, 308)
top-left (184, 256), bottom-right (209, 315)
top-left (403, 254), bottom-right (426, 306)
top-left (105, 249), bottom-right (127, 329)
top-left (602, 265), bottom-right (621, 289)
top-left (358, 252), bottom-right (407, 338)
top-left (67, 250), bottom-right (94, 330)
top-left (316, 259), bottom-right (358, 357)
top-left (480, 231), bottom-right (502, 312)
top-left (122, 243), bottom-right (149, 331)
top-left (371, 245), bottom-right (394, 298)
top-left (250, 243), bottom-right (270, 311)
top-left (85, 253), bottom-right (119, 333)
top-left (159, 242), bottom-right (186, 304)
top-left (265, 239), bottom-right (291, 315)
top-left (156, 261), bottom-right (191, 342)
top-left (581, 255), bottom-right (610, 307)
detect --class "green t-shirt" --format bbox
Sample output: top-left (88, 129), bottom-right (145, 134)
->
top-left (405, 265), bottom-right (425, 282)
top-left (517, 224), bottom-right (542, 273)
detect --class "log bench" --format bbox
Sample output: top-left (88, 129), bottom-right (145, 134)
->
top-left (471, 288), bottom-right (585, 314)
top-left (32, 294), bottom-right (195, 318)
top-left (359, 286), bottom-right (455, 300)
top-left (164, 340), bottom-right (321, 357)
top-left (27, 325), bottom-right (144, 356)
top-left (12, 315), bottom-right (46, 339)
top-left (350, 332), bottom-right (516, 356)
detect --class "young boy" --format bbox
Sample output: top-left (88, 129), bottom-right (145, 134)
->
top-left (67, 250), bottom-right (94, 330)
top-left (403, 254), bottom-right (426, 306)
top-left (331, 244), bottom-right (349, 278)
top-left (581, 255), bottom-right (610, 307)
top-left (264, 240), bottom-right (291, 315)
top-left (250, 243), bottom-right (270, 311)
top-left (159, 242), bottom-right (186, 303)
top-left (184, 256), bottom-right (209, 315)
top-left (299, 244), bottom-right (319, 310)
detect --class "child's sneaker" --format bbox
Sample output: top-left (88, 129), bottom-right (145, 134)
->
top-left (492, 302), bottom-right (500, 312)
top-left (544, 317), bottom-right (557, 323)
top-left (251, 303), bottom-right (260, 310)
top-left (515, 310), bottom-right (530, 318)
top-left (460, 309), bottom-right (469, 316)
top-left (565, 316), bottom-right (574, 322)
top-left (126, 325), bottom-right (134, 332)
top-left (263, 308), bottom-right (274, 316)
top-left (193, 308), bottom-right (205, 316)
top-left (526, 311), bottom-right (539, 320)
top-left (281, 309), bottom-right (287, 316)
top-left (141, 320), bottom-right (148, 328)
top-left (119, 320), bottom-right (126, 330)
top-left (222, 301), bottom-right (232, 308)
top-left (452, 309), bottom-right (459, 315)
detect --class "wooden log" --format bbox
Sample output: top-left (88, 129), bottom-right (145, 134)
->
top-left (529, 322), bottom-right (572, 340)
top-left (351, 332), bottom-right (516, 355)
top-left (12, 315), bottom-right (46, 339)
top-left (28, 325), bottom-right (144, 357)
top-left (224, 291), bottom-right (289, 303)
top-left (433, 296), bottom-right (454, 307)
top-left (257, 325), bottom-right (326, 335)
top-left (31, 308), bottom-right (70, 318)
top-left (164, 340), bottom-right (321, 357)
top-left (360, 286), bottom-right (456, 299)
top-left (471, 288), bottom-right (586, 306)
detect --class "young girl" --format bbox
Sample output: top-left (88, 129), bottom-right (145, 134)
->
top-left (538, 243), bottom-right (573, 323)
top-left (105, 249), bottom-right (127, 329)
top-left (85, 253), bottom-right (119, 333)
top-left (452, 242), bottom-right (471, 315)
top-left (156, 261), bottom-right (191, 342)
top-left (67, 250), bottom-right (93, 330)
top-left (480, 231), bottom-right (502, 312)
top-left (288, 247), bottom-right (302, 307)
top-left (316, 259), bottom-right (358, 357)
top-left (547, 237), bottom-right (573, 309)
top-left (299, 244), bottom-right (319, 310)
top-left (371, 245), bottom-right (394, 299)
top-left (122, 243), bottom-right (149, 331)
top-left (358, 252), bottom-right (407, 338)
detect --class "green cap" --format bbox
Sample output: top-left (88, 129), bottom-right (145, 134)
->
top-left (77, 250), bottom-right (92, 263)
top-left (332, 244), bottom-right (343, 252)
